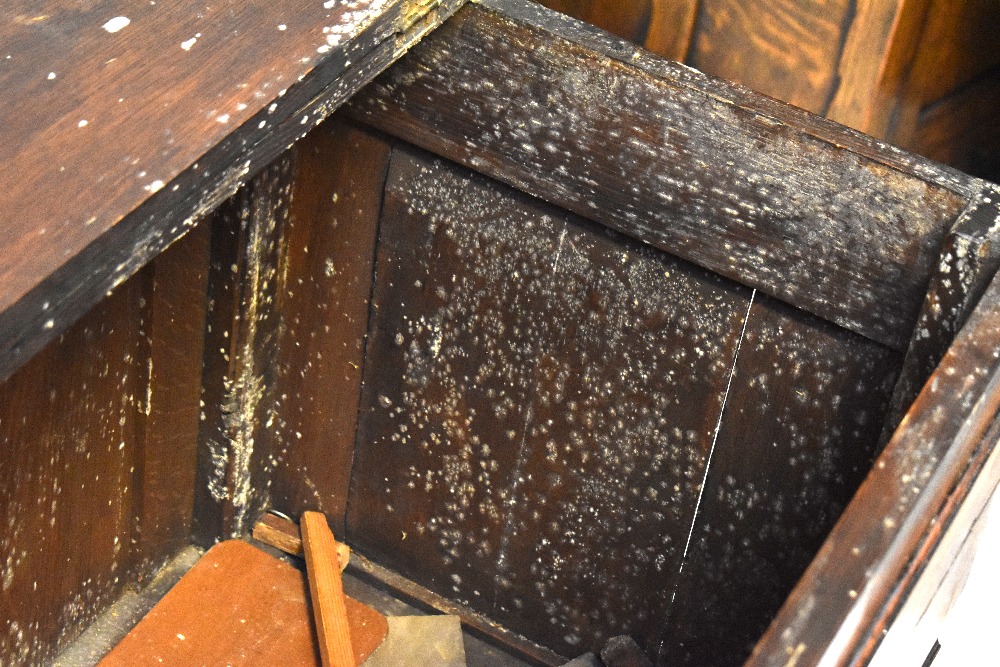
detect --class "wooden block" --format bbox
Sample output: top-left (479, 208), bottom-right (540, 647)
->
top-left (301, 512), bottom-right (355, 667)
top-left (252, 512), bottom-right (351, 570)
top-left (99, 540), bottom-right (387, 666)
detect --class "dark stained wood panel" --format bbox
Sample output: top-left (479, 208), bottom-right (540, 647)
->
top-left (687, 0), bottom-right (853, 115)
top-left (135, 220), bottom-right (212, 573)
top-left (193, 157), bottom-right (294, 545)
top-left (750, 265), bottom-right (1000, 665)
top-left (0, 272), bottom-right (148, 666)
top-left (0, 0), bottom-right (467, 385)
top-left (348, 147), bottom-right (754, 658)
top-left (347, 0), bottom-right (973, 352)
top-left (268, 119), bottom-right (392, 535)
top-left (658, 294), bottom-right (901, 666)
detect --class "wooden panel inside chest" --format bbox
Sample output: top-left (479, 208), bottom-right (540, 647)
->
top-left (2, 2), bottom-right (998, 666)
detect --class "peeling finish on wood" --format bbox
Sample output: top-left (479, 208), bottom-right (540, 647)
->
top-left (0, 0), bottom-right (468, 385)
top-left (348, 0), bottom-right (976, 351)
top-left (750, 267), bottom-right (1000, 666)
top-left (194, 157), bottom-right (294, 544)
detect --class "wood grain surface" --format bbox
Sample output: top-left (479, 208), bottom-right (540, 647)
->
top-left (882, 184), bottom-right (1000, 441)
top-left (346, 141), bottom-right (910, 662)
top-left (193, 157), bottom-right (294, 545)
top-left (687, 0), bottom-right (854, 114)
top-left (135, 221), bottom-right (212, 573)
top-left (0, 0), bottom-right (467, 385)
top-left (99, 540), bottom-right (388, 666)
top-left (347, 0), bottom-right (975, 351)
top-left (643, 0), bottom-right (699, 61)
top-left (0, 271), bottom-right (146, 666)
top-left (537, 0), bottom-right (652, 42)
top-left (348, 145), bottom-right (752, 657)
top-left (268, 119), bottom-right (392, 536)
top-left (301, 512), bottom-right (355, 667)
top-left (658, 294), bottom-right (900, 665)
top-left (750, 257), bottom-right (1000, 666)
top-left (0, 226), bottom-right (213, 666)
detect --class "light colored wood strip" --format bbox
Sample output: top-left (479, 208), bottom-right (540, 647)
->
top-left (252, 512), bottom-right (352, 569)
top-left (644, 0), bottom-right (699, 61)
top-left (825, 0), bottom-right (930, 137)
top-left (302, 512), bottom-right (355, 667)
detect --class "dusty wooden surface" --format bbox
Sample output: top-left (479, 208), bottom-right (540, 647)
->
top-left (347, 0), bottom-right (977, 352)
top-left (343, 140), bottom-right (906, 663)
top-left (882, 184), bottom-right (1000, 440)
top-left (350, 145), bottom-right (750, 657)
top-left (268, 120), bottom-right (392, 536)
top-left (658, 294), bottom-right (900, 664)
top-left (536, 0), bottom-right (1000, 180)
top-left (0, 0), bottom-right (466, 385)
top-left (751, 259), bottom-right (1000, 665)
top-left (194, 157), bottom-right (294, 544)
top-left (99, 540), bottom-right (388, 666)
top-left (0, 226), bottom-right (209, 666)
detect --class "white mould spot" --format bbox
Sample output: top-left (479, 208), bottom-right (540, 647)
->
top-left (47, 71), bottom-right (56, 80)
top-left (181, 37), bottom-right (197, 50)
top-left (278, 24), bottom-right (287, 31)
top-left (145, 180), bottom-right (164, 193)
top-left (216, 114), bottom-right (230, 123)
top-left (77, 119), bottom-right (88, 128)
top-left (102, 16), bottom-right (131, 33)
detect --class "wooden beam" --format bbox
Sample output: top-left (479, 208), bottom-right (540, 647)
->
top-left (347, 0), bottom-right (978, 351)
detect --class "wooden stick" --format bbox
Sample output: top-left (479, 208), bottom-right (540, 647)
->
top-left (301, 511), bottom-right (355, 667)
top-left (252, 512), bottom-right (351, 570)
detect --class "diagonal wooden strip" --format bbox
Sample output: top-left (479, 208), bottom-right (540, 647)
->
top-left (301, 512), bottom-right (356, 667)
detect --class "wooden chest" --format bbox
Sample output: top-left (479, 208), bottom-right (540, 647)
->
top-left (2, 1), bottom-right (998, 665)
